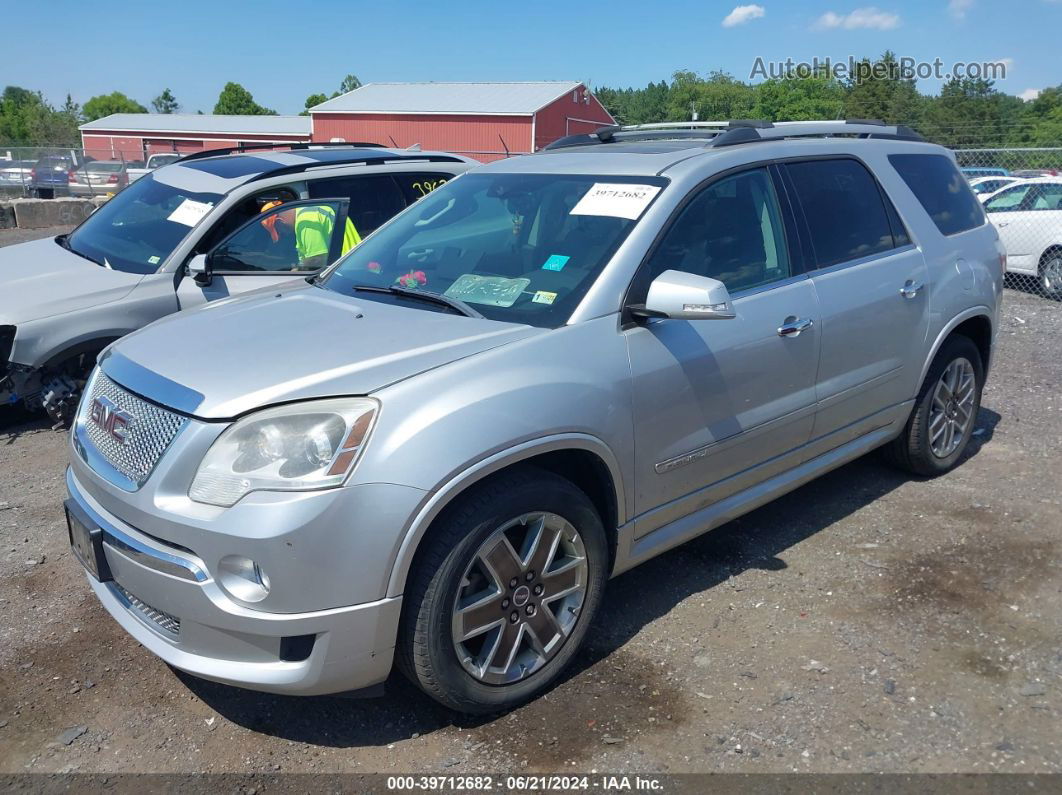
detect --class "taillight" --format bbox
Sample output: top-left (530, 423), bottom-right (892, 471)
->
top-left (67, 170), bottom-right (76, 183)
top-left (1000, 253), bottom-right (1007, 274)
top-left (29, 169), bottom-right (36, 180)
top-left (107, 174), bottom-right (118, 184)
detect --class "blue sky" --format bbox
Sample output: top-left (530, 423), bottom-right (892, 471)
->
top-left (5, 1), bottom-right (1059, 114)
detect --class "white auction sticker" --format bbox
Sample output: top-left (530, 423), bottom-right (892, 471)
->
top-left (570, 183), bottom-right (661, 220)
top-left (167, 198), bottom-right (214, 227)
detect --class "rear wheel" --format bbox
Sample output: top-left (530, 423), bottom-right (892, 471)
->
top-left (1039, 249), bottom-right (1062, 300)
top-left (885, 335), bottom-right (984, 476)
top-left (397, 467), bottom-right (607, 714)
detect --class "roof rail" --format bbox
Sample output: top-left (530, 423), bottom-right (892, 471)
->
top-left (245, 152), bottom-right (468, 183)
top-left (544, 122), bottom-right (733, 151)
top-left (543, 118), bottom-right (926, 152)
top-left (709, 119), bottom-right (925, 147)
top-left (176, 140), bottom-right (385, 164)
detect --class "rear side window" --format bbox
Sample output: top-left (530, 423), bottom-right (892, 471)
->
top-left (889, 153), bottom-right (985, 236)
top-left (308, 175), bottom-right (405, 237)
top-left (785, 158), bottom-right (896, 268)
top-left (392, 172), bottom-right (454, 204)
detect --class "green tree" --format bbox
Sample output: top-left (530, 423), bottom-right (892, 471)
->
top-left (1013, 85), bottom-right (1062, 146)
top-left (0, 86), bottom-right (81, 146)
top-left (302, 92), bottom-right (328, 115)
top-left (754, 69), bottom-right (845, 121)
top-left (82, 91), bottom-right (147, 121)
top-left (920, 77), bottom-right (1024, 147)
top-left (667, 70), bottom-right (756, 121)
top-left (213, 82), bottom-right (276, 115)
top-left (152, 88), bottom-right (180, 114)
top-left (843, 51), bottom-right (922, 125)
top-left (0, 86), bottom-right (42, 144)
top-left (333, 74), bottom-right (361, 98)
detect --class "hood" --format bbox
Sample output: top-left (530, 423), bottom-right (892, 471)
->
top-left (104, 283), bottom-right (544, 419)
top-left (0, 237), bottom-right (142, 324)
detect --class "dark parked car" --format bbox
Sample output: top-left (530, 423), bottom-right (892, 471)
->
top-left (30, 153), bottom-right (91, 198)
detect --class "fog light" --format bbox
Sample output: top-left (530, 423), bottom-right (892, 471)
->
top-left (217, 555), bottom-right (271, 603)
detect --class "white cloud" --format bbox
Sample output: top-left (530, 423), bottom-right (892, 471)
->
top-left (722, 4), bottom-right (766, 28)
top-left (949, 0), bottom-right (974, 19)
top-left (1019, 88), bottom-right (1041, 101)
top-left (814, 7), bottom-right (901, 30)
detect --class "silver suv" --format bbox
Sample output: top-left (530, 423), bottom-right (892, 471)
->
top-left (64, 121), bottom-right (1003, 714)
top-left (1, 143), bottom-right (473, 424)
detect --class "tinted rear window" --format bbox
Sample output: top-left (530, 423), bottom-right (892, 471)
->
top-left (890, 154), bottom-right (985, 236)
top-left (785, 158), bottom-right (896, 268)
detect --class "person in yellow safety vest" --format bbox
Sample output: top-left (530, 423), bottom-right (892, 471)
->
top-left (259, 200), bottom-right (361, 270)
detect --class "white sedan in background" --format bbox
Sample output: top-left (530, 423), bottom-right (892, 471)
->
top-left (969, 175), bottom-right (1021, 202)
top-left (984, 177), bottom-right (1062, 299)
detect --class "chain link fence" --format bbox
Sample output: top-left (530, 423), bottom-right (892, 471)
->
top-left (954, 147), bottom-right (1062, 303)
top-left (0, 145), bottom-right (156, 200)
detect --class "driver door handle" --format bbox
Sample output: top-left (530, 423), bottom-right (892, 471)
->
top-left (900, 280), bottom-right (925, 299)
top-left (777, 317), bottom-right (813, 337)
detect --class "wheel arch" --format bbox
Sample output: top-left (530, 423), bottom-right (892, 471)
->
top-left (917, 308), bottom-right (994, 389)
top-left (385, 434), bottom-right (625, 599)
top-left (42, 335), bottom-right (122, 371)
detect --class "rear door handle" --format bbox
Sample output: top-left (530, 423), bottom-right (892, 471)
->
top-left (900, 280), bottom-right (925, 299)
top-left (996, 222), bottom-right (1009, 228)
top-left (777, 316), bottom-right (813, 337)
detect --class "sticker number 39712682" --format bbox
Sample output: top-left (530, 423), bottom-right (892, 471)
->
top-left (570, 183), bottom-right (661, 221)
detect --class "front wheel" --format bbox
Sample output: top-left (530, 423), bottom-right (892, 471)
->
top-left (884, 335), bottom-right (984, 476)
top-left (397, 467), bottom-right (608, 714)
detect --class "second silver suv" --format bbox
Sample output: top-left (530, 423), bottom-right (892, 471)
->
top-left (64, 120), bottom-right (1003, 714)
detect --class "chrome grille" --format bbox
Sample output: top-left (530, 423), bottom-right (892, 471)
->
top-left (113, 583), bottom-right (181, 637)
top-left (79, 371), bottom-right (187, 489)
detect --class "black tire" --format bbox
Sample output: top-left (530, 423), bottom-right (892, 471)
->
top-left (1039, 249), bottom-right (1062, 301)
top-left (397, 466), bottom-right (608, 714)
top-left (884, 335), bottom-right (984, 476)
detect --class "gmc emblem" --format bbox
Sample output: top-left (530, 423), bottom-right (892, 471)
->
top-left (90, 396), bottom-right (133, 445)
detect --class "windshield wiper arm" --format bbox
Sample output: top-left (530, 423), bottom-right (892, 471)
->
top-left (352, 284), bottom-right (483, 319)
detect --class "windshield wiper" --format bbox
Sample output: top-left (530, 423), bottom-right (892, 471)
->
top-left (56, 234), bottom-right (104, 267)
top-left (352, 284), bottom-right (483, 319)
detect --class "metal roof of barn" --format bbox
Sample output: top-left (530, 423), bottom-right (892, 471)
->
top-left (309, 81), bottom-right (584, 115)
top-left (79, 114), bottom-right (312, 136)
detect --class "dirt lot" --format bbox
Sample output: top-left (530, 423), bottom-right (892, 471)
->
top-left (0, 226), bottom-right (1060, 776)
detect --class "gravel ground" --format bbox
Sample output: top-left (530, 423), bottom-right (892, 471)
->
top-left (0, 227), bottom-right (1060, 775)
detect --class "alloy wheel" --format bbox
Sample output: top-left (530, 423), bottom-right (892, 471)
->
top-left (451, 512), bottom-right (588, 685)
top-left (929, 357), bottom-right (977, 459)
top-left (1042, 256), bottom-right (1062, 297)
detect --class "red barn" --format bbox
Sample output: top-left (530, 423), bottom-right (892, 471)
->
top-left (79, 114), bottom-right (311, 161)
top-left (309, 81), bottom-right (615, 162)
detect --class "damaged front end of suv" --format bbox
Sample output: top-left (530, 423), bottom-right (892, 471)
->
top-left (1, 324), bottom-right (95, 427)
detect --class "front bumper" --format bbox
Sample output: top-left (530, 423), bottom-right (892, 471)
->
top-left (66, 465), bottom-right (407, 696)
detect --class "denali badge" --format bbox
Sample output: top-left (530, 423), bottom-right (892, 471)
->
top-left (90, 396), bottom-right (132, 445)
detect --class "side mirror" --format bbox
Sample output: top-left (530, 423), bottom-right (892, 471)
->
top-left (187, 253), bottom-right (212, 287)
top-left (633, 269), bottom-right (736, 321)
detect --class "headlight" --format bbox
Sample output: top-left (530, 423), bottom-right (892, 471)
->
top-left (189, 398), bottom-right (378, 507)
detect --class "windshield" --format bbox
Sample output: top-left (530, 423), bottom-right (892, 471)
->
top-left (319, 173), bottom-right (666, 328)
top-left (65, 174), bottom-right (222, 274)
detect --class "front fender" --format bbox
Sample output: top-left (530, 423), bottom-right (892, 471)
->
top-left (382, 432), bottom-right (626, 599)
